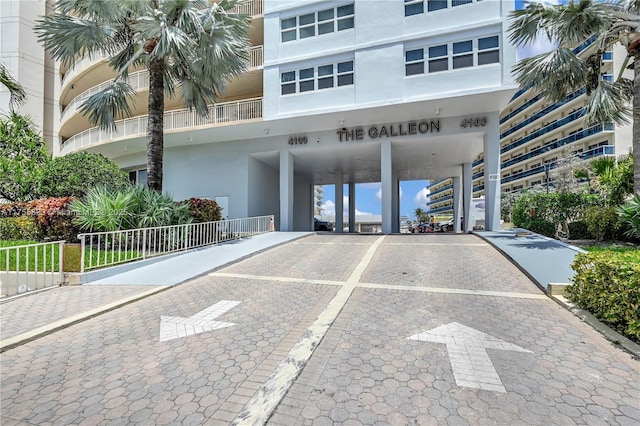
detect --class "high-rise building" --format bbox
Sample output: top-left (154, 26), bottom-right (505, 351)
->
top-left (427, 39), bottom-right (632, 218)
top-left (2, 0), bottom-right (521, 233)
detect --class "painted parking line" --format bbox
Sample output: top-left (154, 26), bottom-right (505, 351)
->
top-left (233, 236), bottom-right (386, 425)
top-left (209, 273), bottom-right (547, 300)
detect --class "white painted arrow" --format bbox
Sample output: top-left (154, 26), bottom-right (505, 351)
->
top-left (407, 322), bottom-right (532, 393)
top-left (159, 300), bottom-right (241, 342)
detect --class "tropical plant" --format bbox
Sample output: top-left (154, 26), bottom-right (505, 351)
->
top-left (414, 208), bottom-right (429, 223)
top-left (0, 112), bottom-right (50, 202)
top-left (617, 192), bottom-right (640, 238)
top-left (38, 152), bottom-right (131, 198)
top-left (509, 0), bottom-right (640, 194)
top-left (589, 154), bottom-right (634, 205)
top-left (0, 62), bottom-right (26, 110)
top-left (70, 185), bottom-right (192, 232)
top-left (35, 0), bottom-right (250, 192)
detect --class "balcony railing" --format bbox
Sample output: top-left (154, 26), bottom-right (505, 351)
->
top-left (61, 52), bottom-right (109, 89)
top-left (501, 108), bottom-right (586, 154)
top-left (61, 97), bottom-right (263, 154)
top-left (61, 70), bottom-right (148, 123)
top-left (500, 88), bottom-right (586, 139)
top-left (61, 46), bottom-right (263, 124)
top-left (429, 184), bottom-right (453, 198)
top-left (232, 0), bottom-right (263, 16)
top-left (502, 124), bottom-right (612, 170)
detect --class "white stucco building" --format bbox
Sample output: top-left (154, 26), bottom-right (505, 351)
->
top-left (2, 0), bottom-right (520, 233)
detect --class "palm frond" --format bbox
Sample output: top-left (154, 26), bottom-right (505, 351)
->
top-left (510, 0), bottom-right (618, 48)
top-left (34, 14), bottom-right (114, 66)
top-left (513, 47), bottom-right (587, 102)
top-left (79, 81), bottom-right (136, 131)
top-left (0, 63), bottom-right (26, 109)
top-left (55, 0), bottom-right (125, 21)
top-left (584, 79), bottom-right (633, 125)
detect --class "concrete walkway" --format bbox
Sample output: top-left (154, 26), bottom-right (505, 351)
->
top-left (475, 228), bottom-right (585, 289)
top-left (87, 232), bottom-right (312, 286)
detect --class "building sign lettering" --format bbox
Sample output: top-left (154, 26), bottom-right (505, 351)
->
top-left (288, 136), bottom-right (308, 145)
top-left (337, 120), bottom-right (440, 142)
top-left (460, 117), bottom-right (487, 128)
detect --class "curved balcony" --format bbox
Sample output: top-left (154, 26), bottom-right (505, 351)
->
top-left (232, 0), bottom-right (263, 16)
top-left (60, 70), bottom-right (148, 125)
top-left (61, 97), bottom-right (263, 155)
top-left (60, 45), bottom-right (264, 126)
top-left (61, 53), bottom-right (110, 92)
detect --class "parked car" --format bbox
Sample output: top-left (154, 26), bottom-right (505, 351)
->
top-left (314, 218), bottom-right (334, 231)
top-left (410, 222), bottom-right (434, 233)
top-left (435, 218), bottom-right (454, 232)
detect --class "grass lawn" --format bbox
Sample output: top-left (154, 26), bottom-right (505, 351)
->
top-left (0, 240), bottom-right (62, 272)
top-left (584, 245), bottom-right (640, 262)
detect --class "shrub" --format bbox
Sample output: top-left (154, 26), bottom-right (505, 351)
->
top-left (617, 193), bottom-right (640, 240)
top-left (38, 152), bottom-right (131, 198)
top-left (71, 186), bottom-right (192, 232)
top-left (568, 251), bottom-right (640, 343)
top-left (0, 216), bottom-right (42, 240)
top-left (526, 219), bottom-right (555, 237)
top-left (585, 205), bottom-right (622, 241)
top-left (511, 192), bottom-right (601, 238)
top-left (0, 197), bottom-right (78, 241)
top-left (182, 198), bottom-right (222, 223)
top-left (567, 220), bottom-right (594, 240)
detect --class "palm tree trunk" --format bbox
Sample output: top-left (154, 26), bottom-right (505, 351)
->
top-left (147, 58), bottom-right (165, 192)
top-left (634, 54), bottom-right (640, 195)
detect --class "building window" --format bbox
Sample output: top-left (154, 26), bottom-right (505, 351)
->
top-left (281, 60), bottom-right (354, 95)
top-left (406, 35), bottom-right (499, 76)
top-left (478, 36), bottom-right (499, 65)
top-left (405, 49), bottom-right (424, 75)
top-left (128, 169), bottom-right (147, 186)
top-left (281, 4), bottom-right (354, 43)
top-left (452, 40), bottom-right (473, 69)
top-left (406, 0), bottom-right (478, 16)
top-left (404, 0), bottom-right (424, 16)
top-left (429, 45), bottom-right (448, 73)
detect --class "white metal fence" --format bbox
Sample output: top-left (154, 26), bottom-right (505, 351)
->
top-left (78, 216), bottom-right (274, 273)
top-left (0, 242), bottom-right (65, 298)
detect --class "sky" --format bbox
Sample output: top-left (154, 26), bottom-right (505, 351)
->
top-left (317, 181), bottom-right (431, 221)
top-left (317, 0), bottom-right (562, 222)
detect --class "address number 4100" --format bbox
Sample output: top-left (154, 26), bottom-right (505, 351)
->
top-left (460, 117), bottom-right (487, 128)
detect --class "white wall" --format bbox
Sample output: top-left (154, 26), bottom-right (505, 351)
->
top-left (0, 1), bottom-right (47, 128)
top-left (263, 0), bottom-right (516, 120)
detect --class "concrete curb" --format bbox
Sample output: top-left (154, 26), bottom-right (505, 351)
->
top-left (0, 286), bottom-right (169, 353)
top-left (549, 291), bottom-right (640, 360)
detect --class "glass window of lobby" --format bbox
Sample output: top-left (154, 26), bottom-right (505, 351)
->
top-left (281, 4), bottom-right (354, 42)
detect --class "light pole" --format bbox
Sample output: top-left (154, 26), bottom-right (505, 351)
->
top-left (545, 164), bottom-right (550, 194)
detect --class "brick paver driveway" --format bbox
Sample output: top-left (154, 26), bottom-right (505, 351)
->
top-left (1, 234), bottom-right (638, 425)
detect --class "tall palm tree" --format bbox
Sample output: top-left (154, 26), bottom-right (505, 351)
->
top-left (35, 0), bottom-right (250, 191)
top-left (0, 62), bottom-right (26, 110)
top-left (509, 0), bottom-right (640, 194)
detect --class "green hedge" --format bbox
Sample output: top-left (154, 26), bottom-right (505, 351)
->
top-left (567, 251), bottom-right (640, 343)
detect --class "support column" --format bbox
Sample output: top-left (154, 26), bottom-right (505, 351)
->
top-left (279, 150), bottom-right (294, 231)
top-left (381, 140), bottom-right (393, 235)
top-left (392, 171), bottom-right (400, 233)
top-left (348, 181), bottom-right (356, 233)
top-left (462, 162), bottom-right (473, 233)
top-left (452, 176), bottom-right (461, 233)
top-left (483, 113), bottom-right (501, 231)
top-left (335, 174), bottom-right (344, 233)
